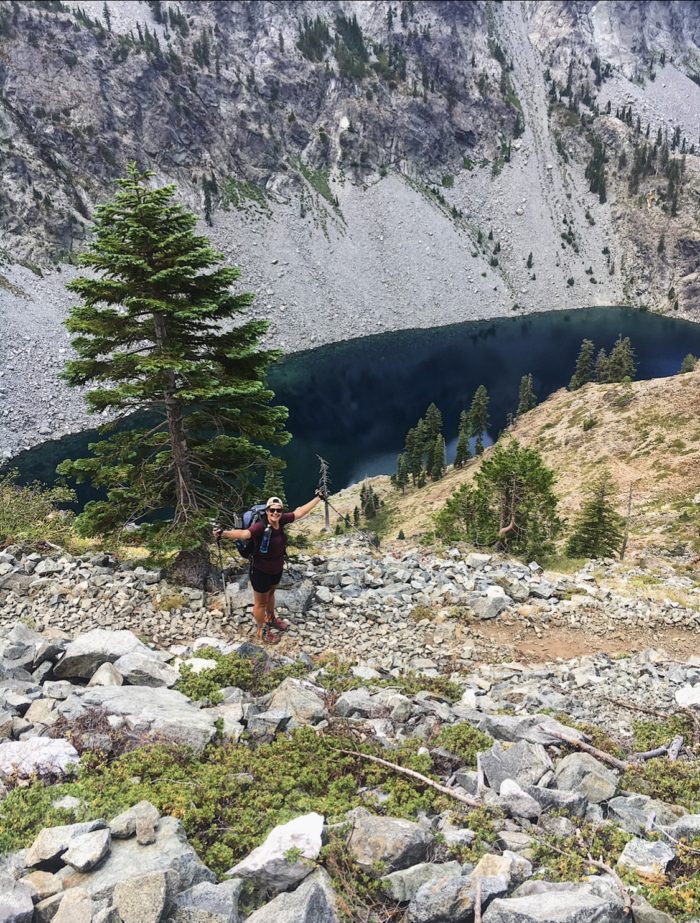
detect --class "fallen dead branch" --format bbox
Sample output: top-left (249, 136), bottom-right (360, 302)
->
top-left (540, 726), bottom-right (631, 771)
top-left (327, 744), bottom-right (481, 808)
top-left (630, 735), bottom-right (684, 763)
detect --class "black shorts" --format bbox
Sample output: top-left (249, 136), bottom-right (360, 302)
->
top-left (249, 569), bottom-right (283, 593)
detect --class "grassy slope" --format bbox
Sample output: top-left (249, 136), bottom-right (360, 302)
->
top-left (299, 366), bottom-right (700, 555)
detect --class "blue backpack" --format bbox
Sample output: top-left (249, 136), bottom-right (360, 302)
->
top-left (235, 504), bottom-right (270, 559)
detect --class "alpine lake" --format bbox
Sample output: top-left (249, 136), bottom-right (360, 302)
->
top-left (7, 306), bottom-right (700, 509)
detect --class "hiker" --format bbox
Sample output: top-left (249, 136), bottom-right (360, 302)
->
top-left (213, 491), bottom-right (325, 643)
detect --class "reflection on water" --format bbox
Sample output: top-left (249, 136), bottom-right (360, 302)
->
top-left (8, 307), bottom-right (700, 508)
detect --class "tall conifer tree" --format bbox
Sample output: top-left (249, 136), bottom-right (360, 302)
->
top-left (59, 165), bottom-right (289, 583)
top-left (569, 338), bottom-right (595, 390)
top-left (516, 373), bottom-right (537, 416)
top-left (454, 411), bottom-right (470, 468)
top-left (607, 335), bottom-right (637, 381)
top-left (469, 385), bottom-right (490, 455)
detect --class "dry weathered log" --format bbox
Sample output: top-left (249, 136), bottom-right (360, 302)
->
top-left (538, 725), bottom-right (630, 771)
top-left (328, 745), bottom-right (481, 808)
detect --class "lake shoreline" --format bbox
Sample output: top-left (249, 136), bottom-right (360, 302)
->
top-left (7, 306), bottom-right (700, 507)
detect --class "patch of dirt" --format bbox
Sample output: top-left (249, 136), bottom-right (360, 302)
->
top-left (474, 622), bottom-right (700, 664)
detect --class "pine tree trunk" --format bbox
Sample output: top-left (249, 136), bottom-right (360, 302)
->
top-left (153, 312), bottom-right (197, 525)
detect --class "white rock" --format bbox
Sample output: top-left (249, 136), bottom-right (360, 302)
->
top-left (0, 738), bottom-right (79, 781)
top-left (226, 812), bottom-right (324, 893)
top-left (675, 685), bottom-right (700, 707)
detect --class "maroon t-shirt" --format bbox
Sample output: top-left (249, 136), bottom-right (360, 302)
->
top-left (248, 513), bottom-right (295, 574)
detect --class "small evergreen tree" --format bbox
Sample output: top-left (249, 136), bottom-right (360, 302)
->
top-left (423, 402), bottom-right (443, 441)
top-left (594, 347), bottom-right (610, 383)
top-left (353, 505), bottom-right (360, 526)
top-left (404, 425), bottom-right (423, 485)
top-left (607, 335), bottom-right (636, 382)
top-left (392, 453), bottom-right (409, 493)
top-left (58, 165), bottom-right (289, 584)
top-left (454, 415), bottom-right (470, 468)
top-left (435, 439), bottom-right (561, 560)
top-left (566, 472), bottom-right (624, 558)
top-left (680, 353), bottom-right (697, 373)
top-left (430, 434), bottom-right (446, 480)
top-left (569, 338), bottom-right (596, 390)
top-left (516, 373), bottom-right (537, 416)
top-left (469, 385), bottom-right (490, 455)
top-left (526, 252), bottom-right (533, 269)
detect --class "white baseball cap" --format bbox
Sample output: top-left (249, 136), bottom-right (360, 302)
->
top-left (266, 496), bottom-right (284, 509)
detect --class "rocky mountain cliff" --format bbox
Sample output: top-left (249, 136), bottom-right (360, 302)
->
top-left (0, 0), bottom-right (699, 457)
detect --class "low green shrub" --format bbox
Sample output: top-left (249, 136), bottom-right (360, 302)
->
top-left (0, 728), bottom-right (454, 877)
top-left (621, 758), bottom-right (700, 812)
top-left (432, 723), bottom-right (493, 767)
top-left (176, 647), bottom-right (309, 704)
top-left (0, 471), bottom-right (77, 549)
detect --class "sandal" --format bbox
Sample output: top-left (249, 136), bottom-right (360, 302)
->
top-left (261, 626), bottom-right (281, 645)
top-left (269, 615), bottom-right (290, 631)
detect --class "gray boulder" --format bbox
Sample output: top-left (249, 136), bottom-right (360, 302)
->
top-left (522, 785), bottom-right (587, 817)
top-left (112, 870), bottom-right (171, 923)
top-left (0, 875), bottom-right (33, 923)
top-left (334, 688), bottom-right (383, 719)
top-left (267, 678), bottom-right (327, 725)
top-left (346, 808), bottom-right (433, 876)
top-left (110, 801), bottom-right (160, 842)
top-left (480, 740), bottom-right (552, 793)
top-left (380, 861), bottom-right (462, 902)
top-left (78, 686), bottom-right (216, 752)
top-left (482, 881), bottom-right (627, 922)
top-left (0, 738), bottom-right (79, 781)
top-left (226, 812), bottom-right (324, 893)
top-left (245, 709), bottom-right (291, 742)
top-left (88, 663), bottom-right (124, 687)
top-left (53, 630), bottom-right (150, 680)
top-left (52, 887), bottom-right (94, 923)
top-left (274, 580), bottom-right (315, 614)
top-left (471, 589), bottom-right (512, 621)
top-left (61, 817), bottom-right (215, 901)
top-left (497, 779), bottom-right (541, 819)
top-left (553, 753), bottom-right (618, 803)
top-left (663, 813), bottom-right (700, 839)
top-left (170, 879), bottom-right (244, 923)
top-left (629, 895), bottom-right (676, 923)
top-left (62, 827), bottom-right (111, 872)
top-left (26, 821), bottom-right (108, 868)
top-left (406, 874), bottom-right (476, 923)
top-left (616, 838), bottom-right (675, 879)
top-left (474, 714), bottom-right (586, 747)
top-left (245, 868), bottom-right (339, 923)
top-left (607, 795), bottom-right (684, 835)
top-left (112, 652), bottom-right (179, 688)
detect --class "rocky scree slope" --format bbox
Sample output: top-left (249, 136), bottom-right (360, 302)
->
top-left (1, 610), bottom-right (700, 921)
top-left (1, 534), bottom-right (700, 669)
top-left (1, 1), bottom-right (700, 458)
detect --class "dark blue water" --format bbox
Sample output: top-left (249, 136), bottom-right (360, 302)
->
top-left (7, 307), bottom-right (700, 508)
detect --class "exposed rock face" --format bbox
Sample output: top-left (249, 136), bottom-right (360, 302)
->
top-left (0, 1), bottom-right (699, 458)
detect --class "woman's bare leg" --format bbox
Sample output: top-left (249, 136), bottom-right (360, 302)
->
top-left (252, 590), bottom-right (269, 636)
top-left (265, 585), bottom-right (279, 622)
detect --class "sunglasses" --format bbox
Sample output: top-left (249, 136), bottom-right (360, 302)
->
top-left (267, 508), bottom-right (283, 514)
